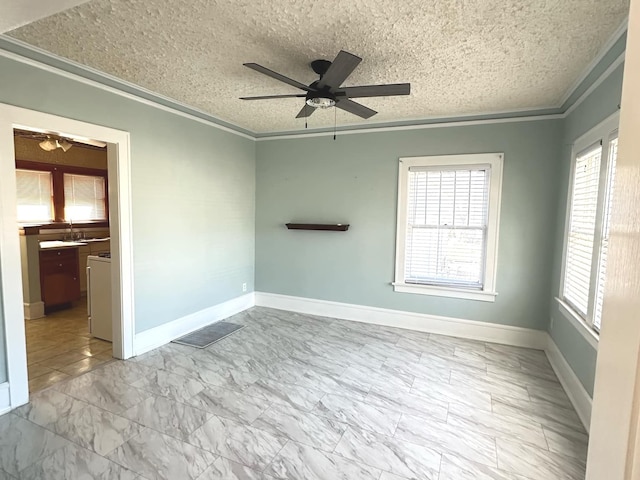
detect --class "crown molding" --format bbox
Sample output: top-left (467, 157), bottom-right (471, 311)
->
top-left (0, 26), bottom-right (627, 140)
top-left (558, 17), bottom-right (628, 107)
top-left (255, 113), bottom-right (564, 141)
top-left (562, 52), bottom-right (625, 118)
top-left (0, 35), bottom-right (256, 140)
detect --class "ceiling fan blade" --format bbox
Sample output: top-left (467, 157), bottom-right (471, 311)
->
top-left (243, 63), bottom-right (312, 92)
top-left (240, 94), bottom-right (306, 100)
top-left (335, 99), bottom-right (377, 119)
top-left (339, 83), bottom-right (411, 98)
top-left (317, 51), bottom-right (362, 90)
top-left (295, 105), bottom-right (317, 118)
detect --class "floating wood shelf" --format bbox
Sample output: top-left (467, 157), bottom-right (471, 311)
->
top-left (285, 223), bottom-right (350, 231)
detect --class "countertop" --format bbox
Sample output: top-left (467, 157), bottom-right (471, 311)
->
top-left (39, 238), bottom-right (110, 250)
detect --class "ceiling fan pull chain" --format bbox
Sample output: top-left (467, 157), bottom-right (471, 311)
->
top-left (334, 106), bottom-right (337, 141)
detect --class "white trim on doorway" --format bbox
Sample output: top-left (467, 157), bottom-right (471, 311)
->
top-left (0, 103), bottom-right (134, 410)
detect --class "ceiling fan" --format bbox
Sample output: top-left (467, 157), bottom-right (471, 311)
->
top-left (240, 50), bottom-right (411, 119)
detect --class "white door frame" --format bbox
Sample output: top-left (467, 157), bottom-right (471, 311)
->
top-left (0, 103), bottom-right (134, 409)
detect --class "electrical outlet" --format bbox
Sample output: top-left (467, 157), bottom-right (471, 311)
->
top-left (242, 283), bottom-right (247, 292)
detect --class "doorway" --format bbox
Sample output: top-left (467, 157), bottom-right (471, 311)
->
top-left (0, 104), bottom-right (134, 410)
top-left (14, 127), bottom-right (114, 393)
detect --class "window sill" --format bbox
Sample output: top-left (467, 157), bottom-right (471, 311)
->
top-left (554, 297), bottom-right (599, 349)
top-left (20, 221), bottom-right (109, 235)
top-left (392, 282), bottom-right (497, 302)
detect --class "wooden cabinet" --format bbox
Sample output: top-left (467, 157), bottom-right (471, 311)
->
top-left (39, 247), bottom-right (81, 310)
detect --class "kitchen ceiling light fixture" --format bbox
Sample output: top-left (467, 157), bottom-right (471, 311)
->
top-left (38, 136), bottom-right (73, 152)
top-left (58, 139), bottom-right (73, 152)
top-left (38, 137), bottom-right (59, 152)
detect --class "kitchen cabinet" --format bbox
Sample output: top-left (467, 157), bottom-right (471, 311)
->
top-left (39, 247), bottom-right (81, 310)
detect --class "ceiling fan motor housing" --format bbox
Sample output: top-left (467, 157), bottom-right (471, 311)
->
top-left (310, 59), bottom-right (332, 77)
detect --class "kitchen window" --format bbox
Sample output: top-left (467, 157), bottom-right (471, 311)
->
top-left (560, 113), bottom-right (619, 333)
top-left (64, 173), bottom-right (107, 221)
top-left (15, 160), bottom-right (108, 225)
top-left (393, 153), bottom-right (503, 301)
top-left (15, 169), bottom-right (54, 223)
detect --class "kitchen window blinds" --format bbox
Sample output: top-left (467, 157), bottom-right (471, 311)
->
top-left (63, 173), bottom-right (107, 221)
top-left (15, 169), bottom-right (54, 223)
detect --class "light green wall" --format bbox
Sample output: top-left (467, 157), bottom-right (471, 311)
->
top-left (550, 63), bottom-right (625, 397)
top-left (0, 55), bottom-right (256, 383)
top-left (256, 120), bottom-right (563, 330)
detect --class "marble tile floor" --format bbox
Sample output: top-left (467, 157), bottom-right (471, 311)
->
top-left (1, 307), bottom-right (588, 479)
top-left (25, 300), bottom-right (113, 393)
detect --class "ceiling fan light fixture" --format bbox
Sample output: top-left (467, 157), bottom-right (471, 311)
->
top-left (305, 96), bottom-right (336, 109)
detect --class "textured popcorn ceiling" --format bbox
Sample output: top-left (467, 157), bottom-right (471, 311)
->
top-left (0, 0), bottom-right (91, 33)
top-left (8, 0), bottom-right (629, 134)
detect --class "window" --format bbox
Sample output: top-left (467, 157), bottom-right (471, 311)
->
top-left (15, 169), bottom-right (54, 222)
top-left (593, 138), bottom-right (617, 330)
top-left (64, 173), bottom-right (107, 221)
top-left (14, 160), bottom-right (108, 225)
top-left (394, 153), bottom-right (503, 301)
top-left (561, 113), bottom-right (619, 333)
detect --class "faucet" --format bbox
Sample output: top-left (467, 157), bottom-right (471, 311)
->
top-left (65, 219), bottom-right (80, 241)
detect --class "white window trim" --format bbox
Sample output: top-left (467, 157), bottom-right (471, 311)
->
top-left (559, 110), bottom-right (620, 337)
top-left (393, 153), bottom-right (503, 302)
top-left (555, 297), bottom-right (599, 349)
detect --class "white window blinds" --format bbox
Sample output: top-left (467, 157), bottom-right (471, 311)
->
top-left (563, 145), bottom-right (602, 317)
top-left (63, 173), bottom-right (107, 221)
top-left (15, 169), bottom-right (54, 223)
top-left (593, 137), bottom-right (618, 330)
top-left (405, 166), bottom-right (489, 288)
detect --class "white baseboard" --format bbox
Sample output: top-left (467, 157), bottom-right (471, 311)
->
top-left (254, 292), bottom-right (548, 349)
top-left (134, 292), bottom-right (255, 356)
top-left (23, 301), bottom-right (45, 320)
top-left (544, 334), bottom-right (592, 432)
top-left (0, 383), bottom-right (10, 416)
